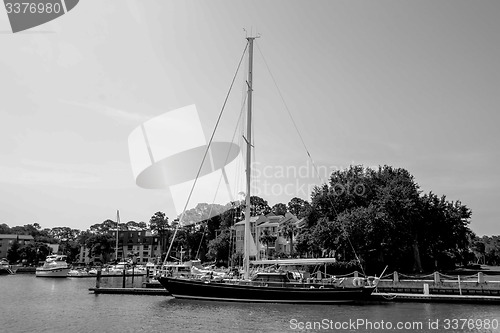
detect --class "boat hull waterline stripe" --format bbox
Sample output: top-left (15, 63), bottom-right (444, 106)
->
top-left (170, 294), bottom-right (361, 303)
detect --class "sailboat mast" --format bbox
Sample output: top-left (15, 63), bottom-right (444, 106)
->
top-left (243, 37), bottom-right (255, 280)
top-left (115, 210), bottom-right (120, 262)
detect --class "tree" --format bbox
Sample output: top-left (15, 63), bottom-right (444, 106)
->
top-left (416, 192), bottom-right (472, 270)
top-left (207, 230), bottom-right (230, 265)
top-left (89, 219), bottom-right (117, 234)
top-left (149, 212), bottom-right (170, 255)
top-left (59, 240), bottom-right (81, 263)
top-left (483, 236), bottom-right (500, 265)
top-left (471, 236), bottom-right (486, 264)
top-left (311, 217), bottom-right (343, 257)
top-left (7, 239), bottom-right (21, 263)
top-left (85, 233), bottom-right (115, 263)
top-left (0, 223), bottom-right (11, 234)
top-left (49, 227), bottom-right (81, 243)
top-left (219, 202), bottom-right (243, 230)
top-left (17, 242), bottom-right (52, 265)
top-left (271, 203), bottom-right (287, 216)
top-left (250, 196), bottom-right (271, 216)
top-left (259, 229), bottom-right (277, 259)
top-left (294, 229), bottom-right (321, 258)
top-left (185, 224), bottom-right (206, 260)
top-left (279, 219), bottom-right (298, 258)
top-left (287, 197), bottom-right (311, 219)
top-left (125, 221), bottom-right (147, 231)
top-left (305, 165), bottom-right (473, 272)
top-left (181, 203), bottom-right (227, 225)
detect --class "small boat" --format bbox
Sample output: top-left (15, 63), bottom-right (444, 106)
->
top-left (153, 260), bottom-right (203, 279)
top-left (107, 261), bottom-right (146, 276)
top-left (0, 258), bottom-right (15, 275)
top-left (67, 269), bottom-right (90, 277)
top-left (35, 255), bottom-right (70, 278)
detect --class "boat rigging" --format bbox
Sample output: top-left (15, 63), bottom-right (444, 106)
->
top-left (158, 36), bottom-right (379, 303)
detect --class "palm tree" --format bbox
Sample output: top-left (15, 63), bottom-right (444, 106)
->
top-left (259, 229), bottom-right (277, 259)
top-left (279, 220), bottom-right (298, 258)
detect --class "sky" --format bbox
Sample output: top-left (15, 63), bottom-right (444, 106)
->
top-left (0, 0), bottom-right (498, 236)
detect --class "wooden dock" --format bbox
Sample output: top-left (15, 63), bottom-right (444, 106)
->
top-left (88, 288), bottom-right (500, 304)
top-left (371, 292), bottom-right (500, 304)
top-left (89, 287), bottom-right (170, 296)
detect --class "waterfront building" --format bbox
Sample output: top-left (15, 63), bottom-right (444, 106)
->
top-left (0, 234), bottom-right (34, 258)
top-left (78, 230), bottom-right (163, 264)
top-left (115, 230), bottom-right (162, 264)
top-left (232, 213), bottom-right (303, 260)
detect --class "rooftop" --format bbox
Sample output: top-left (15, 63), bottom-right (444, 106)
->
top-left (0, 234), bottom-right (35, 240)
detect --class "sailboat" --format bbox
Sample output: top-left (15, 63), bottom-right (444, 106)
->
top-left (158, 36), bottom-right (377, 303)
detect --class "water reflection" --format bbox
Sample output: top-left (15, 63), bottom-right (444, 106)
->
top-left (1, 275), bottom-right (499, 333)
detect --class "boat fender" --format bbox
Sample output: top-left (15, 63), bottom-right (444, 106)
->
top-left (367, 276), bottom-right (376, 286)
top-left (319, 285), bottom-right (324, 289)
top-left (352, 277), bottom-right (364, 287)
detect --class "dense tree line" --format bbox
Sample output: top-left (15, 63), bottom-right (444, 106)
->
top-left (472, 235), bottom-right (500, 266)
top-left (2, 165), bottom-right (497, 272)
top-left (1, 223), bottom-right (80, 265)
top-left (294, 165), bottom-right (473, 273)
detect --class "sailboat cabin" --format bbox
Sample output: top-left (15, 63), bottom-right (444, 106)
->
top-left (252, 272), bottom-right (293, 283)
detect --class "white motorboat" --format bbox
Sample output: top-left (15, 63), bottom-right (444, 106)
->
top-left (35, 255), bottom-right (70, 277)
top-left (0, 258), bottom-right (14, 275)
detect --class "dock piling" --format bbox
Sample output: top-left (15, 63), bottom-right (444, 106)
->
top-left (96, 268), bottom-right (102, 289)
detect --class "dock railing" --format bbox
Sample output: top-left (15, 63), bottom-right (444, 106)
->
top-left (371, 270), bottom-right (500, 296)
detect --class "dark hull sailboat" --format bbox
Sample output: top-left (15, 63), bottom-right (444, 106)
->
top-left (160, 36), bottom-right (378, 304)
top-left (159, 276), bottom-right (375, 303)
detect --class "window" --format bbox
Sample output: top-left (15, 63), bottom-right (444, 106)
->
top-left (127, 245), bottom-right (133, 251)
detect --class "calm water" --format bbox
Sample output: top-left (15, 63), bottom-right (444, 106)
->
top-left (1, 275), bottom-right (500, 333)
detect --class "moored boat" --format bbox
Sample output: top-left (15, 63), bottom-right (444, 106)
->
top-left (35, 255), bottom-right (70, 277)
top-left (67, 268), bottom-right (90, 277)
top-left (0, 258), bottom-right (15, 275)
top-left (158, 36), bottom-right (379, 303)
top-left (160, 271), bottom-right (375, 303)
